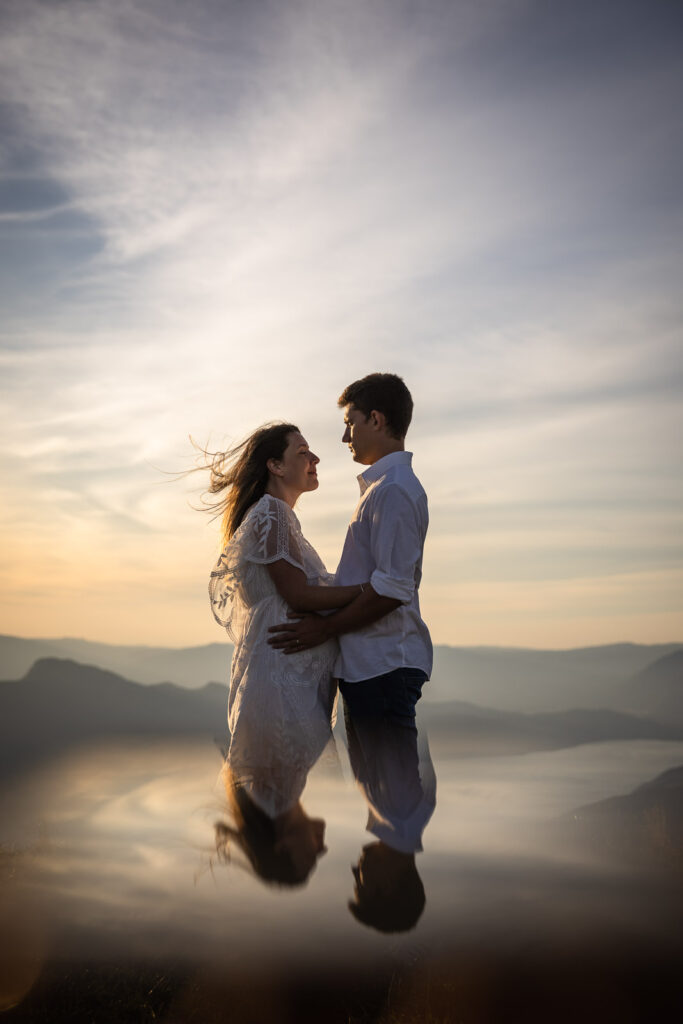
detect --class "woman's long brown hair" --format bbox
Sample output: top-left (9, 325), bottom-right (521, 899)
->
top-left (199, 422), bottom-right (299, 546)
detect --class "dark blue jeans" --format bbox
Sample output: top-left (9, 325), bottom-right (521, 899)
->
top-left (339, 668), bottom-right (429, 849)
top-left (339, 667), bottom-right (427, 728)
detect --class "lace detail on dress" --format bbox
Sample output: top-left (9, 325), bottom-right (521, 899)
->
top-left (209, 494), bottom-right (317, 641)
top-left (244, 492), bottom-right (305, 567)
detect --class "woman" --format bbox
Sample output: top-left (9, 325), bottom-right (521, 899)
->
top-left (205, 422), bottom-right (366, 881)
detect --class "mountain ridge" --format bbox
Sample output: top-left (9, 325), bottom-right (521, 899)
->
top-left (2, 634), bottom-right (681, 715)
top-left (565, 764), bottom-right (683, 869)
top-left (618, 650), bottom-right (683, 726)
top-left (0, 657), bottom-right (229, 776)
top-left (2, 656), bottom-right (681, 777)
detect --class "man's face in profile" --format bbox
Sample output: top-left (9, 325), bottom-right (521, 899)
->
top-left (349, 842), bottom-right (425, 933)
top-left (341, 404), bottom-right (375, 464)
top-left (351, 842), bottom-right (391, 903)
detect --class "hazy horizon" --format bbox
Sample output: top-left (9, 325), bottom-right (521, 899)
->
top-left (3, 628), bottom-right (681, 654)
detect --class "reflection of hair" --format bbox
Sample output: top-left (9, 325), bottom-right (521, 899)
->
top-left (199, 422), bottom-right (298, 546)
top-left (215, 783), bottom-right (309, 888)
top-left (349, 863), bottom-right (425, 933)
top-left (338, 373), bottom-right (413, 439)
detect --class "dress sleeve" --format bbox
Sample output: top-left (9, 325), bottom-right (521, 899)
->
top-left (208, 495), bottom-right (306, 637)
top-left (243, 494), bottom-right (306, 571)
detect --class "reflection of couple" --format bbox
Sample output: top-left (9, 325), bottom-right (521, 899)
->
top-left (207, 373), bottom-right (434, 920)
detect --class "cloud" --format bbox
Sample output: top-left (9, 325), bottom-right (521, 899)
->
top-left (0, 0), bottom-right (681, 644)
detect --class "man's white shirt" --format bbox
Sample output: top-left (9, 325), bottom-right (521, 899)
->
top-left (334, 451), bottom-right (433, 683)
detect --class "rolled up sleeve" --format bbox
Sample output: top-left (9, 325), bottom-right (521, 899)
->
top-left (369, 486), bottom-right (423, 604)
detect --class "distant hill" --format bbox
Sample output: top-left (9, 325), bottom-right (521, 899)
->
top-left (0, 657), bottom-right (228, 776)
top-left (0, 634), bottom-right (233, 689)
top-left (2, 634), bottom-right (681, 714)
top-left (618, 650), bottom-right (683, 727)
top-left (420, 699), bottom-right (683, 756)
top-left (429, 643), bottom-right (683, 712)
top-left (2, 656), bottom-right (681, 777)
top-left (565, 765), bottom-right (683, 869)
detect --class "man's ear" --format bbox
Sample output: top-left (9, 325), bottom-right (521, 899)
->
top-left (369, 409), bottom-right (387, 432)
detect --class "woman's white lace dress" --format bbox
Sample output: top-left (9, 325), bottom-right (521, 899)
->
top-left (209, 494), bottom-right (338, 817)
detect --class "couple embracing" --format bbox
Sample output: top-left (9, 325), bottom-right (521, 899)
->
top-left (208, 373), bottom-right (433, 914)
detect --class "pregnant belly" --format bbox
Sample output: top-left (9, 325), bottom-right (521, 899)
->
top-left (234, 595), bottom-right (338, 678)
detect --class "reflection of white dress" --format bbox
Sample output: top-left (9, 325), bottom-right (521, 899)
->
top-left (209, 494), bottom-right (338, 817)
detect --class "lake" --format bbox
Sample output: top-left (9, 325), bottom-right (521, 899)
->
top-left (1, 735), bottom-right (681, 1022)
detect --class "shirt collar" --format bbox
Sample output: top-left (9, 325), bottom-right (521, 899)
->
top-left (357, 451), bottom-right (412, 494)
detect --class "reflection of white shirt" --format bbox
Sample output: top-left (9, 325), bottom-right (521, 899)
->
top-left (334, 451), bottom-right (433, 682)
top-left (348, 718), bottom-right (437, 853)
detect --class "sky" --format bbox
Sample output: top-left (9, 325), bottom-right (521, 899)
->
top-left (0, 0), bottom-right (681, 649)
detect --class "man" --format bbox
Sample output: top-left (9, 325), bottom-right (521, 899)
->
top-left (269, 372), bottom-right (435, 924)
top-left (268, 371), bottom-right (432, 691)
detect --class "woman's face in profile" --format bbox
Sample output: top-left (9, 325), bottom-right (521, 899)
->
top-left (278, 432), bottom-right (320, 495)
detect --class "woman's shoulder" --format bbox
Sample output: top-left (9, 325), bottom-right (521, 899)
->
top-left (250, 493), bottom-right (300, 524)
top-left (237, 494), bottom-right (302, 544)
top-left (255, 492), bottom-right (288, 511)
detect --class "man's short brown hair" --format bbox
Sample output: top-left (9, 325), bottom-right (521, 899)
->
top-left (337, 372), bottom-right (413, 439)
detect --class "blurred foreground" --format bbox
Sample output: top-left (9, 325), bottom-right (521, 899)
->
top-left (1, 734), bottom-right (681, 1023)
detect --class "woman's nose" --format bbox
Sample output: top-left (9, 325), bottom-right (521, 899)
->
top-left (342, 426), bottom-right (350, 443)
top-left (310, 451), bottom-right (320, 465)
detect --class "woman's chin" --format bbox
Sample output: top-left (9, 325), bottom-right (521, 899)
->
top-left (307, 477), bottom-right (319, 491)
